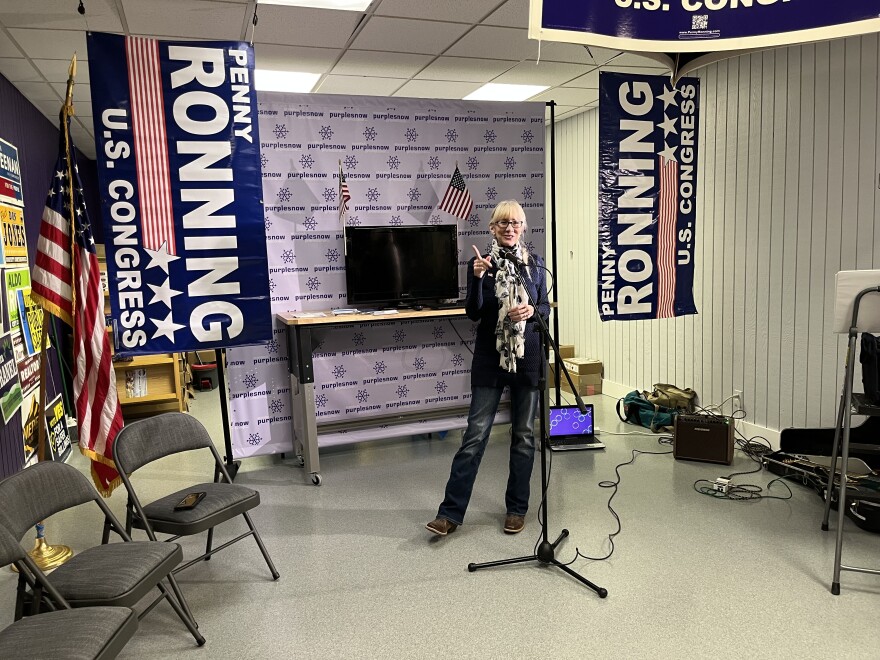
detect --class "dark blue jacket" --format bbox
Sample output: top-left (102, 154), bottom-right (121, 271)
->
top-left (465, 253), bottom-right (550, 389)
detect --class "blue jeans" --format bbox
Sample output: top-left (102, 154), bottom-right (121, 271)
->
top-left (437, 384), bottom-right (539, 525)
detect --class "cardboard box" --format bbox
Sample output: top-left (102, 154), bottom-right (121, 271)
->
top-left (187, 350), bottom-right (217, 366)
top-left (561, 377), bottom-right (603, 396)
top-left (562, 358), bottom-right (603, 376)
top-left (558, 344), bottom-right (575, 360)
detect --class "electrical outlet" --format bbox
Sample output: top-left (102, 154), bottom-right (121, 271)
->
top-left (733, 389), bottom-right (743, 414)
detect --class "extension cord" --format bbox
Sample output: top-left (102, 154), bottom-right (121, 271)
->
top-left (713, 477), bottom-right (730, 494)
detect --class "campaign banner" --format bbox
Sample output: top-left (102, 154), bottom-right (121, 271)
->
top-left (0, 331), bottom-right (22, 424)
top-left (87, 32), bottom-right (271, 355)
top-left (0, 203), bottom-right (26, 264)
top-left (598, 72), bottom-right (698, 321)
top-left (45, 393), bottom-right (71, 462)
top-left (0, 138), bottom-right (23, 208)
top-left (530, 0), bottom-right (880, 52)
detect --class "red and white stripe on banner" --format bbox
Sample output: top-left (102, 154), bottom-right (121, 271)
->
top-left (656, 157), bottom-right (678, 319)
top-left (126, 36), bottom-right (176, 255)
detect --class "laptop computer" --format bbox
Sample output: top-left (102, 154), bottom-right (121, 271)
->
top-left (547, 404), bottom-right (605, 451)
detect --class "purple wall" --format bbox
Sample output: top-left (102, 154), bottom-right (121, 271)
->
top-left (0, 73), bottom-right (97, 479)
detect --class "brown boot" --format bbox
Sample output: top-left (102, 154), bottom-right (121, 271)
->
top-left (426, 517), bottom-right (458, 536)
top-left (503, 514), bottom-right (525, 534)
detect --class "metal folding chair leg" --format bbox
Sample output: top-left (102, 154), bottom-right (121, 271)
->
top-left (244, 512), bottom-right (280, 580)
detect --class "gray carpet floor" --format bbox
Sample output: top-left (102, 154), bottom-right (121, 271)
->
top-left (1, 388), bottom-right (877, 658)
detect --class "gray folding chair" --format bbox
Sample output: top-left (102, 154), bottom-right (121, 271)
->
top-left (111, 413), bottom-right (279, 580)
top-left (0, 524), bottom-right (138, 660)
top-left (0, 461), bottom-right (204, 646)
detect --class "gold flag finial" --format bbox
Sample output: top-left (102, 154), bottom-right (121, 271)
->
top-left (64, 53), bottom-right (77, 115)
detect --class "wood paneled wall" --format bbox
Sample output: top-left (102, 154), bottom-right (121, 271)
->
top-left (547, 34), bottom-right (879, 434)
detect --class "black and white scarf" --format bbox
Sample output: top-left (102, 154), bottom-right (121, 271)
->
top-left (490, 240), bottom-right (528, 372)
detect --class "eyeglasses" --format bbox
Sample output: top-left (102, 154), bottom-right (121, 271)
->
top-left (494, 220), bottom-right (523, 229)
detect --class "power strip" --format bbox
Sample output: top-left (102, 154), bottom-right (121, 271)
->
top-left (713, 477), bottom-right (730, 494)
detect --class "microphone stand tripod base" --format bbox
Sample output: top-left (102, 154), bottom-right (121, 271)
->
top-left (29, 536), bottom-right (74, 571)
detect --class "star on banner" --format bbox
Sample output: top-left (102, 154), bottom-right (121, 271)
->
top-left (144, 242), bottom-right (180, 274)
top-left (148, 278), bottom-right (182, 309)
top-left (658, 115), bottom-right (678, 138)
top-left (659, 142), bottom-right (678, 162)
top-left (151, 311), bottom-right (185, 342)
top-left (658, 86), bottom-right (678, 109)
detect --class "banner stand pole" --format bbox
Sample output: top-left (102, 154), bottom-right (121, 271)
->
top-left (215, 348), bottom-right (239, 481)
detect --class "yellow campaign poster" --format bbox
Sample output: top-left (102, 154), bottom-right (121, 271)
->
top-left (0, 203), bottom-right (26, 264)
top-left (16, 286), bottom-right (49, 357)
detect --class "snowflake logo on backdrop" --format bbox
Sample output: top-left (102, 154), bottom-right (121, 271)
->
top-left (269, 398), bottom-right (284, 415)
top-left (486, 187), bottom-right (498, 201)
top-left (504, 156), bottom-right (516, 170)
top-left (299, 154), bottom-right (315, 169)
top-left (405, 128), bottom-right (418, 142)
top-left (307, 276), bottom-right (320, 291)
top-left (303, 216), bottom-right (318, 231)
top-left (356, 389), bottom-right (369, 404)
top-left (521, 130), bottom-right (534, 144)
top-left (429, 215), bottom-right (442, 225)
top-left (319, 125), bottom-right (333, 140)
top-left (366, 188), bottom-right (380, 202)
top-left (452, 353), bottom-right (465, 368)
top-left (432, 325), bottom-right (445, 340)
top-left (260, 153), bottom-right (268, 169)
top-left (387, 155), bottom-right (401, 170)
top-left (277, 187), bottom-right (292, 202)
top-left (390, 215), bottom-right (403, 226)
top-left (281, 249), bottom-right (294, 264)
top-left (352, 332), bottom-right (365, 346)
top-left (374, 361), bottom-right (387, 374)
top-left (428, 156), bottom-right (441, 170)
top-left (466, 156), bottom-right (479, 171)
top-left (273, 124), bottom-right (288, 139)
top-left (484, 130), bottom-right (497, 143)
top-left (522, 186), bottom-right (534, 200)
top-left (435, 381), bottom-right (448, 394)
top-left (243, 372), bottom-right (258, 389)
top-left (393, 329), bottom-right (406, 342)
top-left (396, 384), bottom-right (409, 399)
top-left (413, 356), bottom-right (426, 371)
top-left (326, 248), bottom-right (340, 263)
top-left (266, 339), bottom-right (279, 354)
top-left (322, 187), bottom-right (337, 203)
top-left (264, 217), bottom-right (272, 231)
top-left (247, 433), bottom-right (262, 446)
top-left (445, 129), bottom-right (458, 143)
top-left (344, 155), bottom-right (359, 170)
top-left (269, 278), bottom-right (277, 293)
top-left (525, 240), bottom-right (535, 253)
top-left (347, 216), bottom-right (361, 227)
top-left (363, 126), bottom-right (377, 141)
top-left (407, 187), bottom-right (421, 202)
top-left (315, 393), bottom-right (328, 409)
top-left (468, 213), bottom-right (480, 228)
top-left (332, 365), bottom-right (346, 379)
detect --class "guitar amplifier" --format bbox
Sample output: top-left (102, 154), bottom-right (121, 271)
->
top-left (674, 414), bottom-right (734, 465)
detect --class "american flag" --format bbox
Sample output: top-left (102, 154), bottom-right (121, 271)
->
top-left (31, 117), bottom-right (124, 495)
top-left (339, 167), bottom-right (351, 223)
top-left (438, 166), bottom-right (473, 220)
top-left (656, 156), bottom-right (678, 319)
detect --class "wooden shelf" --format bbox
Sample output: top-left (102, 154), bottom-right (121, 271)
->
top-left (113, 354), bottom-right (175, 367)
top-left (117, 391), bottom-right (180, 405)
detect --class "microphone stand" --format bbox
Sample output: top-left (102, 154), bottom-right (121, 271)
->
top-left (466, 253), bottom-right (607, 598)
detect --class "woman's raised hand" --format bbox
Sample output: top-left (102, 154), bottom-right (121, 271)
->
top-left (471, 245), bottom-right (492, 278)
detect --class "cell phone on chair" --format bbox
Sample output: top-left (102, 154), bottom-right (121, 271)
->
top-left (174, 491), bottom-right (206, 511)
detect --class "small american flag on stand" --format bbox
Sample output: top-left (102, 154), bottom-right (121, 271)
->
top-left (438, 165), bottom-right (473, 220)
top-left (31, 117), bottom-right (124, 496)
top-left (339, 166), bottom-right (351, 223)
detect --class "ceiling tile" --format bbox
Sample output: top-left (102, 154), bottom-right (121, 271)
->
top-left (7, 28), bottom-right (88, 60)
top-left (255, 5), bottom-right (362, 48)
top-left (34, 59), bottom-right (91, 83)
top-left (30, 98), bottom-right (65, 119)
top-left (373, 0), bottom-right (501, 24)
top-left (0, 0), bottom-right (123, 31)
top-left (579, 46), bottom-right (620, 66)
top-left (601, 64), bottom-right (670, 76)
top-left (52, 81), bottom-right (92, 104)
top-left (121, 0), bottom-right (247, 39)
top-left (0, 36), bottom-right (23, 58)
top-left (445, 25), bottom-right (532, 60)
top-left (531, 87), bottom-right (598, 106)
top-left (254, 44), bottom-right (340, 74)
top-left (414, 56), bottom-right (516, 82)
top-left (0, 58), bottom-right (41, 82)
top-left (332, 50), bottom-right (431, 78)
top-left (491, 61), bottom-right (588, 86)
top-left (351, 17), bottom-right (470, 55)
top-left (12, 81), bottom-right (61, 101)
top-left (316, 75), bottom-right (406, 96)
top-left (608, 51), bottom-right (670, 67)
top-left (539, 40), bottom-right (602, 65)
top-left (564, 68), bottom-right (598, 88)
top-left (483, 0), bottom-right (528, 28)
top-left (393, 79), bottom-right (481, 99)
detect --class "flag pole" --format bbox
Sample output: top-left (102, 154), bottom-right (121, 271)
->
top-left (25, 54), bottom-right (79, 572)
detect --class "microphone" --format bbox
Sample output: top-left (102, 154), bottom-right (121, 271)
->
top-left (499, 247), bottom-right (525, 266)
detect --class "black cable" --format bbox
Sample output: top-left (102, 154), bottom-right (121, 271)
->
top-left (445, 318), bottom-right (474, 356)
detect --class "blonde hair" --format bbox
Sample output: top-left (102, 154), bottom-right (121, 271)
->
top-left (489, 200), bottom-right (529, 264)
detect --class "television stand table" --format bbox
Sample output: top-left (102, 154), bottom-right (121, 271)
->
top-left (276, 308), bottom-right (467, 485)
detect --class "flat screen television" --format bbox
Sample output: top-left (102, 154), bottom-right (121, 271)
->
top-left (344, 225), bottom-right (459, 307)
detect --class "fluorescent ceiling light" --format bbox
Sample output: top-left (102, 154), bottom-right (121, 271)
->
top-left (257, 0), bottom-right (372, 10)
top-left (255, 70), bottom-right (321, 93)
top-left (464, 83), bottom-right (549, 102)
